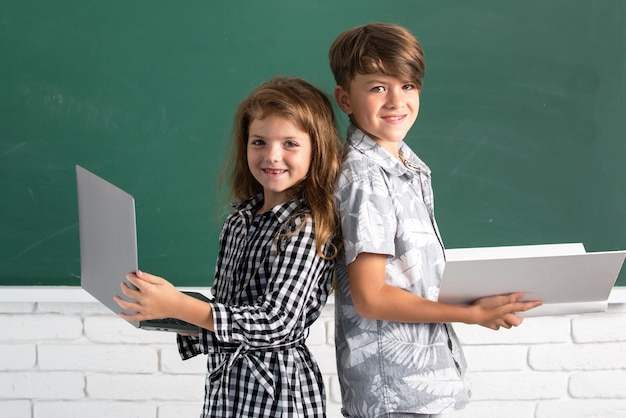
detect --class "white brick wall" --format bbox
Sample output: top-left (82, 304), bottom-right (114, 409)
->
top-left (1, 287), bottom-right (626, 418)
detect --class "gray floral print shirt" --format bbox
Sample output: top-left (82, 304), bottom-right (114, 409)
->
top-left (334, 126), bottom-right (471, 417)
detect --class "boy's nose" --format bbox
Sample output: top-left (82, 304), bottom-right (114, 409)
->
top-left (385, 88), bottom-right (403, 109)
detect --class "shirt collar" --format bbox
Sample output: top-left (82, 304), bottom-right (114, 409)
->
top-left (347, 124), bottom-right (431, 177)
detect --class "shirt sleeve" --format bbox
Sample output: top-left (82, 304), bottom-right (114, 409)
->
top-left (176, 333), bottom-right (202, 359)
top-left (336, 162), bottom-right (397, 264)
top-left (211, 216), bottom-right (333, 348)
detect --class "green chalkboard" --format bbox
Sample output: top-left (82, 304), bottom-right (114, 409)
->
top-left (2, 0), bottom-right (625, 286)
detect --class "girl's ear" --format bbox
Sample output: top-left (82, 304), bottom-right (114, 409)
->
top-left (334, 85), bottom-right (352, 115)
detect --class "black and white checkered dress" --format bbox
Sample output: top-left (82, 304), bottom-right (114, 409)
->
top-left (178, 195), bottom-right (334, 417)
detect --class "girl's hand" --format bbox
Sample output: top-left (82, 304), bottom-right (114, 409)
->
top-left (470, 292), bottom-right (542, 330)
top-left (114, 270), bottom-right (184, 322)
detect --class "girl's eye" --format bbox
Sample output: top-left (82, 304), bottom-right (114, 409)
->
top-left (249, 139), bottom-right (264, 146)
top-left (284, 140), bottom-right (298, 148)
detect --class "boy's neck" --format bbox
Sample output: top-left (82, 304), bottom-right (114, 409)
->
top-left (373, 137), bottom-right (402, 161)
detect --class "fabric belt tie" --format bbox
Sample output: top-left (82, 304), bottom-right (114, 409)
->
top-left (209, 337), bottom-right (305, 407)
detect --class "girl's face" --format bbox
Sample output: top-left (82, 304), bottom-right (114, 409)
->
top-left (247, 114), bottom-right (312, 212)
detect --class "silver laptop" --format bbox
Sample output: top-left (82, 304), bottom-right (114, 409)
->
top-left (76, 165), bottom-right (210, 332)
top-left (439, 244), bottom-right (626, 317)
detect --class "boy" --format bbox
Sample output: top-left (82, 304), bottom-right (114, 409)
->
top-left (329, 23), bottom-right (541, 417)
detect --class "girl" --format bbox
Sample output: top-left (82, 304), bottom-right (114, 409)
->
top-left (114, 77), bottom-right (342, 417)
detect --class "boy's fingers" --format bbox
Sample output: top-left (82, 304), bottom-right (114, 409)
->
top-left (505, 313), bottom-right (523, 327)
top-left (516, 300), bottom-right (542, 312)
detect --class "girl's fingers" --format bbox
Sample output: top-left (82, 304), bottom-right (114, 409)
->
top-left (120, 280), bottom-right (140, 298)
top-left (114, 294), bottom-right (138, 311)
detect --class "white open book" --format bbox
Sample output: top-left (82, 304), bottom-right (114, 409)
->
top-left (439, 243), bottom-right (626, 317)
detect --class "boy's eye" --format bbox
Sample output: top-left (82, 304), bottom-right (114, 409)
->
top-left (371, 86), bottom-right (385, 93)
top-left (403, 84), bottom-right (416, 90)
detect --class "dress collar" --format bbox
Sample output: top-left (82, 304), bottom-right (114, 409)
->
top-left (231, 194), bottom-right (306, 223)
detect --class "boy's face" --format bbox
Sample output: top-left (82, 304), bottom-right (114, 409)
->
top-left (334, 72), bottom-right (420, 154)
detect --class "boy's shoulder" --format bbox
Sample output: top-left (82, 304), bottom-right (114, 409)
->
top-left (337, 146), bottom-right (399, 197)
top-left (339, 144), bottom-right (380, 179)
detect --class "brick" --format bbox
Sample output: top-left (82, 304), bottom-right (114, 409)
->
top-left (34, 401), bottom-right (155, 418)
top-left (36, 302), bottom-right (109, 315)
top-left (572, 314), bottom-right (626, 343)
top-left (454, 316), bottom-right (570, 345)
top-left (158, 402), bottom-right (203, 418)
top-left (0, 302), bottom-right (35, 313)
top-left (39, 344), bottom-right (158, 373)
top-left (0, 372), bottom-right (84, 399)
top-left (327, 318), bottom-right (335, 346)
top-left (569, 370), bottom-right (626, 398)
top-left (86, 373), bottom-right (205, 401)
top-left (310, 344), bottom-right (337, 375)
top-left (326, 402), bottom-right (344, 418)
top-left (327, 375), bottom-right (342, 406)
top-left (463, 345), bottom-right (528, 372)
top-left (160, 346), bottom-right (206, 374)
top-left (84, 315), bottom-right (175, 344)
top-left (536, 399), bottom-right (626, 418)
top-left (469, 371), bottom-right (568, 400)
top-left (0, 344), bottom-right (36, 370)
top-left (529, 342), bottom-right (626, 371)
top-left (446, 400), bottom-right (536, 418)
top-left (307, 318), bottom-right (328, 346)
top-left (0, 400), bottom-right (32, 418)
top-left (0, 314), bottom-right (82, 341)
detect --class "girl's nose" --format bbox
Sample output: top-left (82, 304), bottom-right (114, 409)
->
top-left (265, 143), bottom-right (281, 163)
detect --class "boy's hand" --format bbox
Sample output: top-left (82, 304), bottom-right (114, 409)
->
top-left (114, 270), bottom-right (184, 322)
top-left (471, 292), bottom-right (542, 330)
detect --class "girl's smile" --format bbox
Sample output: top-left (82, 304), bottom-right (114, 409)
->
top-left (262, 168), bottom-right (287, 176)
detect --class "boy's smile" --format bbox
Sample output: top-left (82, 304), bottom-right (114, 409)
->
top-left (335, 72), bottom-right (420, 156)
top-left (247, 114), bottom-right (312, 212)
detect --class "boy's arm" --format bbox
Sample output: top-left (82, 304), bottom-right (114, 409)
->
top-left (348, 252), bottom-right (542, 330)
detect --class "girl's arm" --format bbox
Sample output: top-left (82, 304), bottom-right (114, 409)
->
top-left (210, 218), bottom-right (332, 347)
top-left (114, 270), bottom-right (215, 332)
top-left (348, 252), bottom-right (542, 330)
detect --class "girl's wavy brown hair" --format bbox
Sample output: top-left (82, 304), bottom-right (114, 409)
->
top-left (227, 77), bottom-right (342, 259)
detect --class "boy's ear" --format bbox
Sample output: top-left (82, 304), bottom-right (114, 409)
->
top-left (334, 85), bottom-right (352, 115)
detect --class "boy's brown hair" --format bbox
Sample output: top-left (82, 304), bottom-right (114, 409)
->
top-left (329, 22), bottom-right (426, 90)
